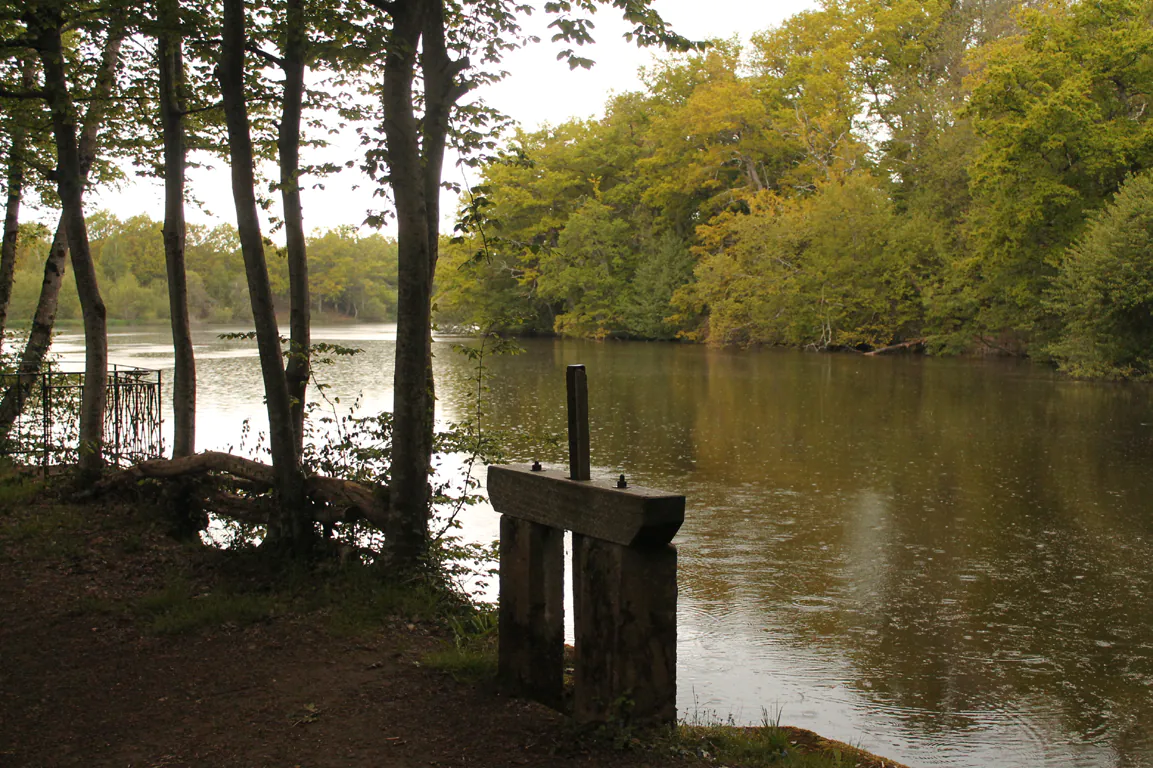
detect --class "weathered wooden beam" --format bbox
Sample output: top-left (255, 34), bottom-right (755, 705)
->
top-left (566, 364), bottom-right (590, 481)
top-left (572, 535), bottom-right (677, 725)
top-left (497, 515), bottom-right (564, 708)
top-left (486, 464), bottom-right (684, 548)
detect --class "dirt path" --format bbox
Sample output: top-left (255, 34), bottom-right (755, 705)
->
top-left (0, 477), bottom-right (908, 768)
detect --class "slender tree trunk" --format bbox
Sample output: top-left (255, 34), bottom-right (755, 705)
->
top-left (0, 60), bottom-right (34, 353)
top-left (158, 0), bottom-right (196, 459)
top-left (0, 28), bottom-right (120, 444)
top-left (218, 0), bottom-right (311, 555)
top-left (157, 0), bottom-right (195, 458)
top-left (30, 7), bottom-right (108, 479)
top-left (0, 138), bottom-right (24, 356)
top-left (418, 0), bottom-right (470, 458)
top-left (279, 0), bottom-right (310, 451)
top-left (0, 220), bottom-right (66, 436)
top-left (372, 0), bottom-right (472, 570)
top-left (381, 0), bottom-right (433, 568)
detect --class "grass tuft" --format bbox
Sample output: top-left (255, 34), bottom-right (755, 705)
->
top-left (422, 645), bottom-right (498, 682)
top-left (673, 708), bottom-right (858, 767)
top-left (0, 502), bottom-right (89, 560)
top-left (0, 470), bottom-right (43, 508)
top-left (422, 605), bottom-right (498, 682)
top-left (312, 564), bottom-right (460, 636)
top-left (135, 575), bottom-right (278, 634)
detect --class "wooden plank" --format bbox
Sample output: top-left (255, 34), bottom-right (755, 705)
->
top-left (486, 464), bottom-right (684, 547)
top-left (566, 365), bottom-right (590, 481)
top-left (572, 535), bottom-right (677, 725)
top-left (498, 515), bottom-right (564, 708)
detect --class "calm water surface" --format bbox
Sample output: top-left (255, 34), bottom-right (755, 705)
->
top-left (54, 325), bottom-right (1153, 768)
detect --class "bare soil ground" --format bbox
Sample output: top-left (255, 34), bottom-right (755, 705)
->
top-left (0, 472), bottom-right (909, 768)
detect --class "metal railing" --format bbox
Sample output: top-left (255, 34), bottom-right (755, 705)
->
top-left (0, 364), bottom-right (164, 467)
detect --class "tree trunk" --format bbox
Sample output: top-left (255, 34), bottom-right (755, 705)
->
top-left (218, 0), bottom-right (312, 555)
top-left (0, 59), bottom-right (35, 353)
top-left (381, 0), bottom-right (432, 568)
top-left (0, 25), bottom-right (121, 447)
top-left (374, 0), bottom-right (473, 570)
top-left (0, 137), bottom-right (24, 357)
top-left (279, 0), bottom-right (310, 451)
top-left (158, 0), bottom-right (196, 459)
top-left (30, 7), bottom-right (109, 480)
top-left (0, 220), bottom-right (67, 436)
top-left (418, 0), bottom-right (470, 475)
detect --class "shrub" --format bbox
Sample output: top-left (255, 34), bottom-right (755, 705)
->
top-left (1050, 169), bottom-right (1153, 378)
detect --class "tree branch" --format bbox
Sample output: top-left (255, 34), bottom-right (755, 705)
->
top-left (245, 44), bottom-right (286, 69)
top-left (180, 100), bottom-right (223, 116)
top-left (362, 0), bottom-right (395, 14)
top-left (27, 158), bottom-right (57, 182)
top-left (0, 87), bottom-right (45, 99)
top-left (0, 37), bottom-right (37, 51)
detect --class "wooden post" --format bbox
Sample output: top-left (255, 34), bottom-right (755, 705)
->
top-left (498, 514), bottom-right (564, 707)
top-left (573, 537), bottom-right (677, 724)
top-left (489, 366), bottom-right (683, 725)
top-left (566, 364), bottom-right (590, 481)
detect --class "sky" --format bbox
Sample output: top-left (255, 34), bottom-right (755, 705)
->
top-left (86, 0), bottom-right (817, 238)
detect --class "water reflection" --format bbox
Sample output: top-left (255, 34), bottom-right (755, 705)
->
top-left (53, 327), bottom-right (1153, 768)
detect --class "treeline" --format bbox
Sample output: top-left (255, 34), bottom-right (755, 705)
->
top-left (8, 214), bottom-right (400, 324)
top-left (435, 0), bottom-right (1153, 378)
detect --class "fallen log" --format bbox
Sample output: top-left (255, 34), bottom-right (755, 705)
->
top-left (95, 450), bottom-right (388, 529)
top-left (864, 338), bottom-right (926, 356)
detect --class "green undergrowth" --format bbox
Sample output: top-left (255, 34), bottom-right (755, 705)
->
top-left (420, 607), bottom-right (499, 682)
top-left (0, 465), bottom-right (43, 506)
top-left (674, 725), bottom-right (856, 767)
top-left (665, 708), bottom-right (868, 768)
top-left (0, 464), bottom-right (496, 646)
top-left (134, 573), bottom-right (281, 634)
top-left (570, 707), bottom-right (871, 768)
top-left (0, 474), bottom-right (92, 560)
top-left (127, 545), bottom-right (492, 642)
top-left (2, 503), bottom-right (88, 556)
top-left (130, 545), bottom-right (501, 677)
top-left (309, 561), bottom-right (466, 637)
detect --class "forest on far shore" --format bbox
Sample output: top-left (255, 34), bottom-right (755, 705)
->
top-left (8, 0), bottom-right (1152, 381)
top-left (7, 213), bottom-right (400, 325)
top-left (434, 0), bottom-right (1153, 380)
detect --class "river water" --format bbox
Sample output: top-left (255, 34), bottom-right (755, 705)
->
top-left (52, 323), bottom-right (1153, 768)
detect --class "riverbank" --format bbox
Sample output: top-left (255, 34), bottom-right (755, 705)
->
top-left (0, 467), bottom-right (909, 768)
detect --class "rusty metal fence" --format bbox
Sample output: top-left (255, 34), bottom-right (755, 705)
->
top-left (0, 364), bottom-right (163, 467)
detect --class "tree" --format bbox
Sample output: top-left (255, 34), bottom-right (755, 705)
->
top-left (156, 0), bottom-right (197, 458)
top-left (217, 0), bottom-right (311, 553)
top-left (536, 197), bottom-right (633, 337)
top-left (678, 173), bottom-right (917, 349)
top-left (0, 3), bottom-right (129, 476)
top-left (27, 3), bottom-right (111, 477)
top-left (360, 0), bottom-right (695, 569)
top-left (963, 0), bottom-right (1153, 348)
top-left (278, 0), bottom-right (311, 450)
top-left (308, 227), bottom-right (398, 317)
top-left (1049, 168), bottom-right (1153, 378)
top-left (0, 54), bottom-right (40, 351)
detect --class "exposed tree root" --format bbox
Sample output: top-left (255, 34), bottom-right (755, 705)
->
top-left (91, 450), bottom-right (387, 529)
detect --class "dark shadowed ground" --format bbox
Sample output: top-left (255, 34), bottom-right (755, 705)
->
top-left (0, 472), bottom-right (908, 768)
